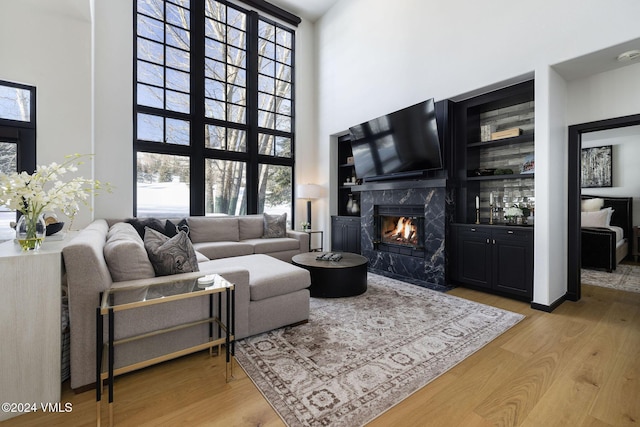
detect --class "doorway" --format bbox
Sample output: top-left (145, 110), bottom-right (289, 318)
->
top-left (567, 113), bottom-right (640, 301)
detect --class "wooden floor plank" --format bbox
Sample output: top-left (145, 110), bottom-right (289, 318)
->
top-left (3, 284), bottom-right (639, 427)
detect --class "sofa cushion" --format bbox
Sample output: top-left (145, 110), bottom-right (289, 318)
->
top-left (263, 212), bottom-right (286, 238)
top-left (200, 254), bottom-right (310, 301)
top-left (238, 215), bottom-right (264, 240)
top-left (188, 217), bottom-right (240, 243)
top-left (192, 241), bottom-right (254, 260)
top-left (144, 228), bottom-right (199, 276)
top-left (244, 237), bottom-right (300, 254)
top-left (103, 222), bottom-right (156, 281)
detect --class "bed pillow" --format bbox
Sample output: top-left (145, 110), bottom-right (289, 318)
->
top-left (581, 198), bottom-right (604, 212)
top-left (581, 209), bottom-right (609, 228)
top-left (602, 207), bottom-right (614, 226)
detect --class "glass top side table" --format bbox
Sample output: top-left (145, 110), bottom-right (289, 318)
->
top-left (96, 273), bottom-right (235, 426)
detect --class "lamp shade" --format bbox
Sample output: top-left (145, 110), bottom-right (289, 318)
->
top-left (297, 184), bottom-right (322, 199)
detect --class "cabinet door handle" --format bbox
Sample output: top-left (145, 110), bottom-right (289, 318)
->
top-left (493, 239), bottom-right (496, 244)
top-left (486, 238), bottom-right (490, 244)
top-left (471, 228), bottom-right (476, 232)
top-left (507, 230), bottom-right (514, 234)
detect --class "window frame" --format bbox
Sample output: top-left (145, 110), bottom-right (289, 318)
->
top-left (134, 0), bottom-right (296, 222)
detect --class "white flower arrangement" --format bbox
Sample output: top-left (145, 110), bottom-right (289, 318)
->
top-left (0, 154), bottom-right (110, 228)
top-left (504, 206), bottom-right (523, 218)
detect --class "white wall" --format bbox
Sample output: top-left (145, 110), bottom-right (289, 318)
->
top-left (315, 0), bottom-right (640, 306)
top-left (93, 0), bottom-right (134, 220)
top-left (567, 61), bottom-right (640, 125)
top-left (0, 1), bottom-right (94, 228)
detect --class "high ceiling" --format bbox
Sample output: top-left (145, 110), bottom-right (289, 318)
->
top-left (268, 0), bottom-right (339, 22)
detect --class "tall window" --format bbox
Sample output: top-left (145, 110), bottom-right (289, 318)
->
top-left (135, 0), bottom-right (295, 224)
top-left (0, 80), bottom-right (36, 240)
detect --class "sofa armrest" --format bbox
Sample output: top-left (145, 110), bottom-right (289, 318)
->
top-left (287, 230), bottom-right (309, 253)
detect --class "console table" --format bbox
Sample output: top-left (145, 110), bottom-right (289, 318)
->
top-left (0, 234), bottom-right (72, 422)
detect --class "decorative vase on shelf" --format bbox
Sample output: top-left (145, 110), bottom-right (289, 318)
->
top-left (16, 212), bottom-right (47, 251)
top-left (346, 194), bottom-right (354, 214)
top-left (351, 199), bottom-right (360, 214)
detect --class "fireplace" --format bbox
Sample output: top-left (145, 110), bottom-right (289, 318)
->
top-left (359, 183), bottom-right (447, 289)
top-left (374, 205), bottom-right (425, 258)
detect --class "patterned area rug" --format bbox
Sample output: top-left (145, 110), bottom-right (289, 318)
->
top-left (235, 273), bottom-right (524, 427)
top-left (581, 264), bottom-right (640, 293)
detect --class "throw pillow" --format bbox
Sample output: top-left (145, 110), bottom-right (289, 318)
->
top-left (126, 217), bottom-right (166, 239)
top-left (263, 212), bottom-right (287, 238)
top-left (581, 198), bottom-right (604, 212)
top-left (165, 218), bottom-right (190, 238)
top-left (144, 227), bottom-right (199, 276)
top-left (581, 209), bottom-right (609, 228)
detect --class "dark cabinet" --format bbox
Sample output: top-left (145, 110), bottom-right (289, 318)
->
top-left (331, 216), bottom-right (361, 254)
top-left (451, 224), bottom-right (533, 300)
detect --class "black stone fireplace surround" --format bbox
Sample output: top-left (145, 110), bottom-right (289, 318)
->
top-left (355, 179), bottom-right (450, 290)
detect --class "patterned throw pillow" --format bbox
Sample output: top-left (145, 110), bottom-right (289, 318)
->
top-left (144, 227), bottom-right (199, 276)
top-left (263, 212), bottom-right (287, 238)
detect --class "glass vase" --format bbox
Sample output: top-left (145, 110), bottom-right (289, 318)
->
top-left (346, 194), bottom-right (354, 213)
top-left (16, 212), bottom-right (47, 251)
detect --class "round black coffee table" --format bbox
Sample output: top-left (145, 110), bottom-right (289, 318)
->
top-left (292, 252), bottom-right (368, 298)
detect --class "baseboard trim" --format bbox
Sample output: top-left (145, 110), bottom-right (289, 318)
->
top-left (530, 294), bottom-right (567, 313)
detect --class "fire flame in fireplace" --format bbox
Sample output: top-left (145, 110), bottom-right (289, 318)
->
top-left (384, 216), bottom-right (417, 245)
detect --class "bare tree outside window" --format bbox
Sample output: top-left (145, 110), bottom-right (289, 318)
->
top-left (135, 0), bottom-right (294, 220)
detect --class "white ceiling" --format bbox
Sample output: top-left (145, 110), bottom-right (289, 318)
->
top-left (553, 37), bottom-right (640, 81)
top-left (268, 0), bottom-right (339, 22)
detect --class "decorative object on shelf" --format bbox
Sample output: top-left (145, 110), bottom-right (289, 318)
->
top-left (297, 183), bottom-right (322, 229)
top-left (480, 124), bottom-right (496, 142)
top-left (494, 168), bottom-right (514, 175)
top-left (346, 156), bottom-right (354, 165)
top-left (581, 145), bottom-right (612, 188)
top-left (491, 127), bottom-right (522, 140)
top-left (475, 196), bottom-right (480, 224)
top-left (44, 212), bottom-right (64, 236)
top-left (504, 206), bottom-right (523, 224)
top-left (470, 168), bottom-right (497, 176)
top-left (351, 197), bottom-right (360, 215)
top-left (489, 192), bottom-right (494, 225)
top-left (521, 154), bottom-right (535, 174)
top-left (346, 193), bottom-right (354, 214)
top-left (0, 154), bottom-right (109, 251)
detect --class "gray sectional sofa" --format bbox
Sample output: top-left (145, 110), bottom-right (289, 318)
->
top-left (62, 215), bottom-right (311, 390)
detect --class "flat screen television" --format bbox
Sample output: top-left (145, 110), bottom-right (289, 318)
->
top-left (349, 98), bottom-right (442, 181)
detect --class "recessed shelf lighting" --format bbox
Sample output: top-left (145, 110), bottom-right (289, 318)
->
top-left (616, 49), bottom-right (640, 62)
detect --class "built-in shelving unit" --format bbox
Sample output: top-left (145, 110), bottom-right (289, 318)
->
top-left (450, 79), bottom-right (535, 301)
top-left (454, 80), bottom-right (535, 224)
top-left (333, 134), bottom-right (361, 253)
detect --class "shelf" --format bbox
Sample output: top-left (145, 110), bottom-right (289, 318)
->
top-left (467, 133), bottom-right (534, 149)
top-left (339, 163), bottom-right (355, 168)
top-left (467, 173), bottom-right (534, 181)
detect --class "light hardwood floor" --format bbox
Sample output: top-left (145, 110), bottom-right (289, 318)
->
top-left (4, 283), bottom-right (639, 427)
